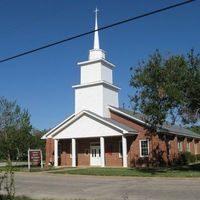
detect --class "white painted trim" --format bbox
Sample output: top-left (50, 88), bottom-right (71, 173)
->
top-left (178, 140), bottom-right (183, 152)
top-left (78, 58), bottom-right (115, 68)
top-left (122, 135), bottom-right (128, 167)
top-left (187, 141), bottom-right (191, 152)
top-left (72, 139), bottom-right (76, 167)
top-left (54, 139), bottom-right (58, 167)
top-left (139, 139), bottom-right (149, 158)
top-left (194, 141), bottom-right (198, 155)
top-left (100, 137), bottom-right (105, 167)
top-left (72, 80), bottom-right (120, 92)
top-left (90, 142), bottom-right (101, 166)
top-left (41, 113), bottom-right (75, 139)
top-left (51, 110), bottom-right (133, 138)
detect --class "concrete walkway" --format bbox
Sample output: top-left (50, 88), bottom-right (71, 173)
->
top-left (14, 172), bottom-right (200, 200)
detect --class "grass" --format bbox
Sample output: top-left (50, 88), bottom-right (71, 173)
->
top-left (51, 163), bottom-right (200, 177)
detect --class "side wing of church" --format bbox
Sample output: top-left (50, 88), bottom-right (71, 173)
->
top-left (42, 10), bottom-right (200, 168)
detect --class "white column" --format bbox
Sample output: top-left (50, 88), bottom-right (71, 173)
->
top-left (72, 138), bottom-right (76, 167)
top-left (54, 139), bottom-right (58, 167)
top-left (122, 135), bottom-right (128, 167)
top-left (100, 137), bottom-right (105, 167)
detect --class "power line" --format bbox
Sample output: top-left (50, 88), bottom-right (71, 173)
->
top-left (0, 0), bottom-right (196, 64)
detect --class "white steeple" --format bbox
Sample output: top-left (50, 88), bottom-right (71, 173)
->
top-left (94, 7), bottom-right (100, 49)
top-left (73, 9), bottom-right (120, 117)
top-left (89, 8), bottom-right (105, 60)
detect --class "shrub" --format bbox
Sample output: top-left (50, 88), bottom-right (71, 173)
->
top-left (190, 154), bottom-right (197, 163)
top-left (196, 154), bottom-right (200, 161)
top-left (0, 162), bottom-right (15, 200)
top-left (180, 152), bottom-right (196, 165)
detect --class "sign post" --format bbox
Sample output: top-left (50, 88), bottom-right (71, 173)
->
top-left (28, 149), bottom-right (43, 170)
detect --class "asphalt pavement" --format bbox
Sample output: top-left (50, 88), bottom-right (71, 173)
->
top-left (13, 172), bottom-right (200, 200)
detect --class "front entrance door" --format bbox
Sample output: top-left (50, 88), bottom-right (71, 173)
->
top-left (90, 143), bottom-right (101, 166)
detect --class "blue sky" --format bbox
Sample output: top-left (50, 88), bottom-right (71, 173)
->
top-left (0, 0), bottom-right (199, 130)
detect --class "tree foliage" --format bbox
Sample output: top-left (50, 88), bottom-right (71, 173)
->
top-left (130, 49), bottom-right (200, 130)
top-left (0, 97), bottom-right (32, 160)
top-left (190, 126), bottom-right (200, 135)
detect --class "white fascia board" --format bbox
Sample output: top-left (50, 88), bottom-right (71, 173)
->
top-left (78, 58), bottom-right (115, 68)
top-left (51, 110), bottom-right (134, 138)
top-left (41, 113), bottom-right (75, 139)
top-left (72, 81), bottom-right (120, 91)
top-left (108, 106), bottom-right (148, 126)
top-left (50, 110), bottom-right (86, 137)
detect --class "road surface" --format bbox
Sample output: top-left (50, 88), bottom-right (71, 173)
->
top-left (13, 172), bottom-right (200, 200)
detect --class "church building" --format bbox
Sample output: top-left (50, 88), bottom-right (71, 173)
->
top-left (42, 10), bottom-right (200, 168)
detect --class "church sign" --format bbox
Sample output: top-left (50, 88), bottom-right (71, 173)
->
top-left (28, 149), bottom-right (43, 170)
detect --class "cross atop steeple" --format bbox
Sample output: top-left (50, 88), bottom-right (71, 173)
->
top-left (94, 7), bottom-right (99, 16)
top-left (93, 7), bottom-right (100, 49)
top-left (89, 7), bottom-right (105, 60)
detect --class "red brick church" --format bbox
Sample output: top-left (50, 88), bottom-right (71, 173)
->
top-left (42, 10), bottom-right (200, 168)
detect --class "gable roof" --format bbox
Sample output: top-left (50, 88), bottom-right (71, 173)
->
top-left (108, 106), bottom-right (200, 139)
top-left (41, 113), bottom-right (75, 139)
top-left (42, 110), bottom-right (137, 139)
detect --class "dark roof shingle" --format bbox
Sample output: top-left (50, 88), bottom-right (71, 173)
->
top-left (109, 106), bottom-right (200, 139)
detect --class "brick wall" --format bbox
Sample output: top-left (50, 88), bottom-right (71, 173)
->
top-left (45, 138), bottom-right (54, 165)
top-left (105, 137), bottom-right (122, 167)
top-left (45, 110), bottom-right (200, 167)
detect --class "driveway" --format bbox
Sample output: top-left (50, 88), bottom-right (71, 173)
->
top-left (14, 172), bottom-right (200, 200)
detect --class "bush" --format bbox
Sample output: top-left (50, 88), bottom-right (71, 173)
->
top-left (0, 162), bottom-right (15, 200)
top-left (190, 154), bottom-right (197, 163)
top-left (196, 154), bottom-right (200, 161)
top-left (180, 152), bottom-right (196, 165)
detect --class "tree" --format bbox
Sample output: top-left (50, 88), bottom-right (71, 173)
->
top-left (30, 128), bottom-right (46, 159)
top-left (0, 97), bottom-right (32, 161)
top-left (190, 126), bottom-right (200, 135)
top-left (130, 49), bottom-right (200, 130)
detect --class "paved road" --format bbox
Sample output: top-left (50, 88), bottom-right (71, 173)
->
top-left (13, 172), bottom-right (200, 200)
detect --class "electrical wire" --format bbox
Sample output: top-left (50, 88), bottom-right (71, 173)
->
top-left (0, 0), bottom-right (195, 64)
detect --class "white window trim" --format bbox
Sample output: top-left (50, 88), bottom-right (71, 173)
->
top-left (119, 141), bottom-right (122, 158)
top-left (187, 141), bottom-right (190, 152)
top-left (139, 139), bottom-right (149, 158)
top-left (178, 141), bottom-right (183, 152)
top-left (194, 142), bottom-right (198, 155)
top-left (167, 140), bottom-right (171, 155)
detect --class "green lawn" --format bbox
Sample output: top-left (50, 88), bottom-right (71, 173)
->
top-left (51, 163), bottom-right (200, 177)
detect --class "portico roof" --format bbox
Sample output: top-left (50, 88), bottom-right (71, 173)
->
top-left (42, 110), bottom-right (138, 140)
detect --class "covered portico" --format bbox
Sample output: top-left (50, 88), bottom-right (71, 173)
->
top-left (54, 135), bottom-right (130, 168)
top-left (46, 110), bottom-right (137, 168)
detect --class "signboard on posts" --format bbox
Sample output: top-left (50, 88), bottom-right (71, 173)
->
top-left (28, 149), bottom-right (43, 170)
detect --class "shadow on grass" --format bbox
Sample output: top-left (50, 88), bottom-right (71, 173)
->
top-left (0, 195), bottom-right (34, 200)
top-left (131, 162), bottom-right (200, 175)
top-left (172, 163), bottom-right (200, 171)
